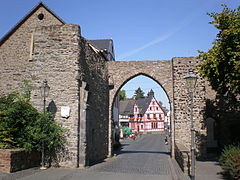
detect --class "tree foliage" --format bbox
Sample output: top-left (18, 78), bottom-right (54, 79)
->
top-left (0, 82), bottom-right (65, 152)
top-left (199, 5), bottom-right (240, 97)
top-left (119, 90), bottom-right (127, 101)
top-left (133, 87), bottom-right (145, 100)
top-left (219, 144), bottom-right (240, 179)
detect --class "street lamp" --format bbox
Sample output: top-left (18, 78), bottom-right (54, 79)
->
top-left (40, 80), bottom-right (50, 114)
top-left (39, 79), bottom-right (50, 170)
top-left (184, 69), bottom-right (197, 180)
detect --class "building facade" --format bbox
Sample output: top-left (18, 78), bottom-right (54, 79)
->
top-left (129, 90), bottom-right (166, 133)
top-left (0, 3), bottom-right (112, 168)
top-left (119, 99), bottom-right (135, 128)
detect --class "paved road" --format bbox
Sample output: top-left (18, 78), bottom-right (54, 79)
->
top-left (90, 134), bottom-right (173, 175)
top-left (1, 134), bottom-right (189, 180)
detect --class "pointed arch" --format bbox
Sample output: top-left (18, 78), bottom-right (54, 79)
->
top-left (107, 60), bottom-right (174, 157)
top-left (111, 72), bottom-right (171, 109)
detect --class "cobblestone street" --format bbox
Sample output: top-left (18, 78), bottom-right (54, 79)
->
top-left (91, 134), bottom-right (174, 175)
top-left (0, 134), bottom-right (189, 180)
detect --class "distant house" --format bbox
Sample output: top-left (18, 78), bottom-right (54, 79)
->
top-left (119, 99), bottom-right (135, 127)
top-left (129, 90), bottom-right (166, 133)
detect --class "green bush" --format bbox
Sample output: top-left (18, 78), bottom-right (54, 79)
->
top-left (0, 91), bottom-right (65, 153)
top-left (0, 128), bottom-right (16, 149)
top-left (219, 144), bottom-right (240, 179)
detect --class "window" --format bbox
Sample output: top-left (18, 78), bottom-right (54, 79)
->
top-left (129, 115), bottom-right (134, 121)
top-left (38, 13), bottom-right (44, 20)
top-left (153, 114), bottom-right (156, 119)
top-left (150, 107), bottom-right (152, 110)
top-left (156, 107), bottom-right (158, 110)
top-left (141, 125), bottom-right (143, 129)
top-left (138, 114), bottom-right (142, 121)
top-left (147, 114), bottom-right (150, 119)
top-left (151, 122), bottom-right (158, 129)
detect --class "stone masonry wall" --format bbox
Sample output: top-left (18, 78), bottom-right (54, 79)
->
top-left (0, 5), bottom-right (110, 168)
top-left (172, 57), bottom-right (207, 157)
top-left (0, 6), bottom-right (63, 96)
top-left (108, 58), bottom-right (209, 158)
top-left (0, 6), bottom-right (82, 167)
top-left (83, 43), bottom-right (109, 164)
top-left (107, 60), bottom-right (173, 111)
top-left (30, 24), bottom-right (81, 167)
top-left (31, 25), bottom-right (109, 167)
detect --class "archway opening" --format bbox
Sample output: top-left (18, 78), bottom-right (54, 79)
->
top-left (111, 74), bottom-right (171, 148)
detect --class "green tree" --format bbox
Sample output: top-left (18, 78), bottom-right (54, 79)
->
top-left (119, 90), bottom-right (127, 101)
top-left (199, 5), bottom-right (240, 97)
top-left (199, 6), bottom-right (240, 148)
top-left (0, 81), bottom-right (65, 152)
top-left (133, 87), bottom-right (145, 100)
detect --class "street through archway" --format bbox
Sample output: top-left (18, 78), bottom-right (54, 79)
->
top-left (91, 134), bottom-right (171, 174)
top-left (88, 134), bottom-right (189, 180)
top-left (3, 134), bottom-right (190, 180)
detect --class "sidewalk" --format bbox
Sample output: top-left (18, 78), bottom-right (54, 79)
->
top-left (171, 158), bottom-right (224, 180)
top-left (165, 140), bottom-right (224, 180)
top-left (0, 167), bottom-right (42, 180)
top-left (196, 160), bottom-right (224, 180)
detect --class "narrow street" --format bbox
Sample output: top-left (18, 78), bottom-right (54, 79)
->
top-left (1, 134), bottom-right (189, 180)
top-left (90, 134), bottom-right (173, 175)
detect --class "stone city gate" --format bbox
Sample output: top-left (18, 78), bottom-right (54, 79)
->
top-left (107, 60), bottom-right (174, 156)
top-left (0, 2), bottom-right (211, 171)
top-left (107, 57), bottom-right (208, 160)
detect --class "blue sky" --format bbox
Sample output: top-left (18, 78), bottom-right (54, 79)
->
top-left (0, 0), bottom-right (239, 109)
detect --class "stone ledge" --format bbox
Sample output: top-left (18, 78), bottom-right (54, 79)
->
top-left (175, 143), bottom-right (190, 175)
top-left (0, 149), bottom-right (40, 173)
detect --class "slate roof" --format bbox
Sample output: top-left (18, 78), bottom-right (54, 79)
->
top-left (87, 39), bottom-right (115, 61)
top-left (87, 39), bottom-right (111, 51)
top-left (128, 95), bottom-right (154, 115)
top-left (119, 99), bottom-right (135, 116)
top-left (0, 2), bottom-right (65, 46)
top-left (128, 89), bottom-right (164, 115)
top-left (161, 106), bottom-right (169, 116)
top-left (120, 89), bottom-right (168, 117)
top-left (135, 95), bottom-right (153, 114)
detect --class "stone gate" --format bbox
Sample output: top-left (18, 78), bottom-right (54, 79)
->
top-left (107, 57), bottom-right (209, 159)
top-left (0, 2), bottom-right (213, 170)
